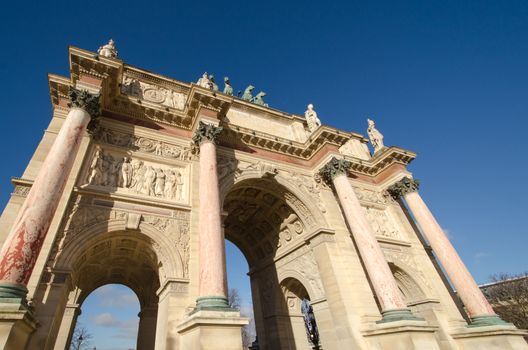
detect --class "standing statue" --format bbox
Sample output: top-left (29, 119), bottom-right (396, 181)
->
top-left (196, 72), bottom-right (212, 89)
top-left (154, 168), bottom-right (166, 197)
top-left (164, 170), bottom-right (176, 199)
top-left (223, 77), bottom-right (233, 96)
top-left (304, 104), bottom-right (321, 133)
top-left (88, 149), bottom-right (104, 185)
top-left (175, 171), bottom-right (184, 200)
top-left (252, 91), bottom-right (268, 107)
top-left (154, 141), bottom-right (163, 156)
top-left (131, 160), bottom-right (145, 192)
top-left (209, 75), bottom-right (219, 91)
top-left (301, 299), bottom-right (320, 347)
top-left (142, 166), bottom-right (156, 195)
top-left (97, 39), bottom-right (118, 58)
top-left (120, 157), bottom-right (133, 188)
top-left (367, 118), bottom-right (384, 153)
top-left (241, 85), bottom-right (254, 101)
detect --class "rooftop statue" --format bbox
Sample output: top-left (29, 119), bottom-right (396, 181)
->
top-left (209, 74), bottom-right (219, 91)
top-left (241, 85), bottom-right (254, 101)
top-left (97, 39), bottom-right (118, 58)
top-left (196, 72), bottom-right (212, 89)
top-left (252, 91), bottom-right (268, 107)
top-left (367, 118), bottom-right (384, 154)
top-left (304, 104), bottom-right (321, 132)
top-left (223, 77), bottom-right (233, 96)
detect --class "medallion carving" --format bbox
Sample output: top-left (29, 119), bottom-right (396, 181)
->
top-left (93, 126), bottom-right (194, 161)
top-left (121, 75), bottom-right (187, 110)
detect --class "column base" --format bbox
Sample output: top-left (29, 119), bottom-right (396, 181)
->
top-left (0, 301), bottom-right (38, 350)
top-left (176, 309), bottom-right (248, 350)
top-left (0, 282), bottom-right (28, 305)
top-left (364, 319), bottom-right (440, 350)
top-left (452, 323), bottom-right (528, 350)
top-left (194, 296), bottom-right (233, 312)
top-left (468, 314), bottom-right (511, 327)
top-left (376, 308), bottom-right (424, 324)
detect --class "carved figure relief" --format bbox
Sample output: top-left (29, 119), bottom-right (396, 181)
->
top-left (84, 149), bottom-right (187, 202)
top-left (288, 172), bottom-right (327, 213)
top-left (121, 75), bottom-right (186, 110)
top-left (363, 206), bottom-right (401, 239)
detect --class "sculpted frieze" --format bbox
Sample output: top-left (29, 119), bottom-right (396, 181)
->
top-left (93, 126), bottom-right (194, 161)
top-left (84, 147), bottom-right (188, 202)
top-left (279, 249), bottom-right (325, 299)
top-left (121, 75), bottom-right (187, 110)
top-left (353, 186), bottom-right (391, 206)
top-left (383, 249), bottom-right (432, 293)
top-left (12, 185), bottom-right (30, 198)
top-left (286, 172), bottom-right (326, 213)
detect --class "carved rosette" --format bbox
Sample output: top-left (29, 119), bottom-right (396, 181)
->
top-left (192, 121), bottom-right (223, 146)
top-left (68, 87), bottom-right (101, 134)
top-left (318, 157), bottom-right (351, 184)
top-left (387, 177), bottom-right (420, 199)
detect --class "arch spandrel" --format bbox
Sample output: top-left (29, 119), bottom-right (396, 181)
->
top-left (219, 163), bottom-right (329, 232)
top-left (51, 200), bottom-right (190, 284)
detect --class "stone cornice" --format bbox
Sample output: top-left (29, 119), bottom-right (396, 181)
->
top-left (47, 45), bottom-right (417, 177)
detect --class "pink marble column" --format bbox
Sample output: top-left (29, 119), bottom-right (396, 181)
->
top-left (388, 177), bottom-right (507, 326)
top-left (193, 121), bottom-right (229, 309)
top-left (0, 88), bottom-right (99, 301)
top-left (320, 158), bottom-right (419, 323)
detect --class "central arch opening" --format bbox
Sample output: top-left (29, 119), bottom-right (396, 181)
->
top-left (223, 177), bottom-right (320, 350)
top-left (66, 232), bottom-right (161, 350)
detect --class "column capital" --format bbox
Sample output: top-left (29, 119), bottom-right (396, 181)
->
top-left (387, 176), bottom-right (420, 199)
top-left (68, 87), bottom-right (100, 118)
top-left (192, 121), bottom-right (223, 146)
top-left (319, 157), bottom-right (351, 184)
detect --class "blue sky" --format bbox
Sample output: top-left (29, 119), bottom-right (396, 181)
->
top-left (1, 1), bottom-right (527, 348)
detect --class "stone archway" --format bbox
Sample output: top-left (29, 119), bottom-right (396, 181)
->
top-left (223, 177), bottom-right (325, 350)
top-left (57, 231), bottom-right (161, 350)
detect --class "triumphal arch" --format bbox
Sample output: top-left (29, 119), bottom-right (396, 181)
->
top-left (0, 41), bottom-right (526, 350)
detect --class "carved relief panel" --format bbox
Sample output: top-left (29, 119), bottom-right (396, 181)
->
top-left (362, 206), bottom-right (403, 240)
top-left (81, 145), bottom-right (190, 204)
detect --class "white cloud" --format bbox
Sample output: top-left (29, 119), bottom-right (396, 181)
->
top-left (94, 312), bottom-right (119, 327)
top-left (94, 285), bottom-right (139, 308)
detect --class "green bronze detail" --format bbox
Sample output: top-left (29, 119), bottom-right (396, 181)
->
top-left (68, 87), bottom-right (101, 134)
top-left (469, 315), bottom-right (511, 327)
top-left (376, 309), bottom-right (423, 324)
top-left (0, 282), bottom-right (28, 304)
top-left (252, 91), bottom-right (268, 107)
top-left (193, 296), bottom-right (234, 312)
top-left (387, 177), bottom-right (420, 200)
top-left (223, 77), bottom-right (233, 96)
top-left (241, 85), bottom-right (254, 101)
top-left (209, 74), bottom-right (219, 91)
top-left (319, 157), bottom-right (351, 184)
top-left (192, 121), bottom-right (223, 146)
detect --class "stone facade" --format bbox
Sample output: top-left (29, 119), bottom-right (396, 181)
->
top-left (0, 44), bottom-right (526, 350)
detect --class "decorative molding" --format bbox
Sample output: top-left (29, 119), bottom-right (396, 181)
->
top-left (319, 157), bottom-right (351, 184)
top-left (387, 177), bottom-right (420, 199)
top-left (121, 75), bottom-right (187, 110)
top-left (192, 121), bottom-right (223, 146)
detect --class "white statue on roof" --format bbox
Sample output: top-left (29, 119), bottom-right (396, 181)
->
top-left (367, 118), bottom-right (385, 154)
top-left (196, 72), bottom-right (212, 89)
top-left (97, 39), bottom-right (118, 58)
top-left (304, 104), bottom-right (321, 133)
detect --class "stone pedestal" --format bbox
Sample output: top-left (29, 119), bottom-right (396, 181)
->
top-left (176, 310), bottom-right (248, 350)
top-left (363, 320), bottom-right (441, 350)
top-left (0, 303), bottom-right (38, 350)
top-left (451, 325), bottom-right (528, 350)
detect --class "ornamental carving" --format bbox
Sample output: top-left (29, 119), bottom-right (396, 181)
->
top-left (387, 177), bottom-right (420, 199)
top-left (383, 250), bottom-right (433, 293)
top-left (287, 172), bottom-right (326, 213)
top-left (93, 126), bottom-right (194, 161)
top-left (319, 157), bottom-right (351, 184)
top-left (354, 187), bottom-right (390, 206)
top-left (121, 75), bottom-right (187, 110)
top-left (192, 121), bottom-right (223, 146)
top-left (84, 148), bottom-right (187, 202)
top-left (68, 87), bottom-right (100, 118)
top-left (284, 251), bottom-right (325, 299)
top-left (12, 185), bottom-right (30, 198)
top-left (363, 206), bottom-right (401, 239)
